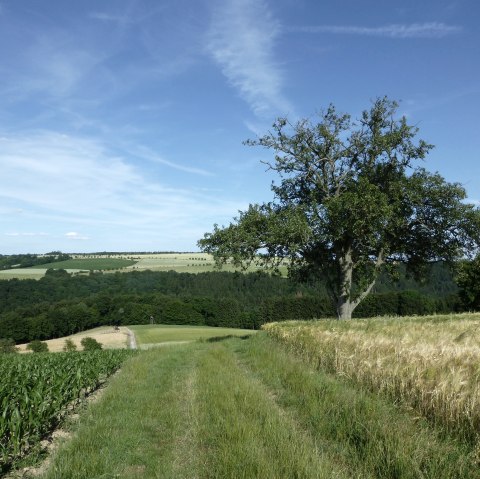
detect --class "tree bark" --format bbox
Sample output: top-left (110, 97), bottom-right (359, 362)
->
top-left (336, 249), bottom-right (383, 320)
top-left (337, 298), bottom-right (354, 320)
top-left (336, 247), bottom-right (354, 320)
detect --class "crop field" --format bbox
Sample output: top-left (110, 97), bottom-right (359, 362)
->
top-left (0, 258), bottom-right (137, 280)
top-left (29, 258), bottom-right (136, 271)
top-left (124, 252), bottom-right (215, 273)
top-left (5, 316), bottom-right (480, 478)
top-left (264, 313), bottom-right (480, 445)
top-left (0, 349), bottom-right (134, 474)
top-left (34, 332), bottom-right (477, 478)
top-left (130, 324), bottom-right (256, 348)
top-left (122, 252), bottom-right (277, 274)
top-left (0, 269), bottom-right (46, 280)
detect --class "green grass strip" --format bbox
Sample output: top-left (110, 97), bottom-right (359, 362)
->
top-left (130, 324), bottom-right (255, 347)
top-left (40, 346), bottom-right (201, 479)
top-left (195, 342), bottom-right (348, 479)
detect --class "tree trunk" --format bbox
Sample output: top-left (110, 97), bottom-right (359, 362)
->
top-left (335, 247), bottom-right (380, 320)
top-left (336, 247), bottom-right (354, 320)
top-left (337, 297), bottom-right (354, 320)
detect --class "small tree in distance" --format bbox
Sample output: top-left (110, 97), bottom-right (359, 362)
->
top-left (81, 337), bottom-right (102, 351)
top-left (63, 338), bottom-right (77, 352)
top-left (199, 98), bottom-right (480, 319)
top-left (0, 338), bottom-right (17, 354)
top-left (27, 340), bottom-right (49, 353)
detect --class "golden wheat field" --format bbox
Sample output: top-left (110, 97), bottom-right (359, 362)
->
top-left (264, 313), bottom-right (480, 444)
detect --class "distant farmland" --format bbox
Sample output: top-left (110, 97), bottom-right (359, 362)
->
top-left (29, 257), bottom-right (136, 270)
top-left (0, 252), bottom-right (287, 280)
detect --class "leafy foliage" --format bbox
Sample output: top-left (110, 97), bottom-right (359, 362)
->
top-left (0, 265), bottom-right (461, 343)
top-left (26, 340), bottom-right (48, 353)
top-left (456, 255), bottom-right (480, 310)
top-left (0, 338), bottom-right (17, 354)
top-left (81, 337), bottom-right (102, 351)
top-left (63, 338), bottom-right (77, 352)
top-left (199, 98), bottom-right (480, 318)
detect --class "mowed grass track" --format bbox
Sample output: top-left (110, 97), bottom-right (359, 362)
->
top-left (39, 334), bottom-right (477, 479)
top-left (130, 324), bottom-right (255, 348)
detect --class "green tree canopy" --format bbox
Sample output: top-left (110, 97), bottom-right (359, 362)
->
top-left (199, 98), bottom-right (480, 319)
top-left (81, 337), bottom-right (102, 351)
top-left (456, 255), bottom-right (480, 310)
top-left (27, 340), bottom-right (49, 353)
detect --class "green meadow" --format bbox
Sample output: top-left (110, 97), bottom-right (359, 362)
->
top-left (130, 324), bottom-right (255, 348)
top-left (28, 258), bottom-right (136, 270)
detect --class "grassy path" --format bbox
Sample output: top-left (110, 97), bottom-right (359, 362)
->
top-left (38, 334), bottom-right (478, 479)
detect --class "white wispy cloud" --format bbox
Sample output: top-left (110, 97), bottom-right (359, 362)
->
top-left (288, 22), bottom-right (462, 38)
top-left (0, 132), bottom-right (245, 252)
top-left (206, 0), bottom-right (292, 117)
top-left (89, 12), bottom-right (131, 25)
top-left (133, 146), bottom-right (214, 176)
top-left (65, 232), bottom-right (90, 240)
top-left (4, 34), bottom-right (104, 101)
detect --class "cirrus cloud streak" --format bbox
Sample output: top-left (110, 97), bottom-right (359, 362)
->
top-left (288, 22), bottom-right (462, 38)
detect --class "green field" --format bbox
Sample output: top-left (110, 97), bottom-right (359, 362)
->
top-left (0, 268), bottom-right (46, 280)
top-left (28, 258), bottom-right (136, 270)
top-left (130, 324), bottom-right (255, 348)
top-left (125, 252), bottom-right (279, 274)
top-left (33, 331), bottom-right (477, 479)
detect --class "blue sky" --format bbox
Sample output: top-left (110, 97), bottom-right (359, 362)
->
top-left (1, 0), bottom-right (479, 254)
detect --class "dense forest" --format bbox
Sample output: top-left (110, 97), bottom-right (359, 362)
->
top-left (0, 262), bottom-right (464, 344)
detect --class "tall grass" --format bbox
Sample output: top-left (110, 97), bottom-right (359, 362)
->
top-left (39, 347), bottom-right (201, 479)
top-left (264, 313), bottom-right (480, 446)
top-left (235, 333), bottom-right (478, 478)
top-left (196, 343), bottom-right (346, 478)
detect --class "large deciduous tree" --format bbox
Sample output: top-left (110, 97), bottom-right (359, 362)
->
top-left (199, 98), bottom-right (480, 319)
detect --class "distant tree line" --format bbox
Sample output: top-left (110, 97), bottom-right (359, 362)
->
top-left (0, 252), bottom-right (72, 270)
top-left (85, 251), bottom-right (198, 255)
top-left (0, 262), bottom-right (469, 344)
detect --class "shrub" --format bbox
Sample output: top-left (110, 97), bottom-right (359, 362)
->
top-left (0, 338), bottom-right (17, 354)
top-left (80, 337), bottom-right (102, 351)
top-left (27, 340), bottom-right (49, 353)
top-left (63, 338), bottom-right (77, 352)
